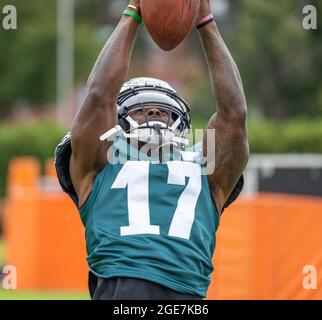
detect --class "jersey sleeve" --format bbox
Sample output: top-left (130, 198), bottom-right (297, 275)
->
top-left (54, 132), bottom-right (79, 207)
top-left (222, 175), bottom-right (244, 211)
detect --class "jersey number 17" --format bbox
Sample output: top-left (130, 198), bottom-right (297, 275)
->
top-left (111, 161), bottom-right (202, 240)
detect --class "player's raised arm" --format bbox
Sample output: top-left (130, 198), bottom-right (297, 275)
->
top-left (70, 0), bottom-right (142, 207)
top-left (197, 0), bottom-right (249, 214)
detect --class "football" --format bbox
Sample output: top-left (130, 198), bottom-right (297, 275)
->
top-left (141, 0), bottom-right (200, 51)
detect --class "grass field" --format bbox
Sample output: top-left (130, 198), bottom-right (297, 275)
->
top-left (0, 289), bottom-right (89, 300)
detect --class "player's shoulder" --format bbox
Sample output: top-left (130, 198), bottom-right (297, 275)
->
top-left (54, 132), bottom-right (79, 206)
top-left (54, 132), bottom-right (72, 159)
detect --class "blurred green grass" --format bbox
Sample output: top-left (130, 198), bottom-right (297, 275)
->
top-left (0, 289), bottom-right (89, 300)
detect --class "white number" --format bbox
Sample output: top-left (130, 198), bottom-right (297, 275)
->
top-left (111, 161), bottom-right (160, 236)
top-left (112, 161), bottom-right (202, 240)
top-left (167, 162), bottom-right (202, 239)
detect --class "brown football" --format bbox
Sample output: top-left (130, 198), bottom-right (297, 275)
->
top-left (141, 0), bottom-right (200, 51)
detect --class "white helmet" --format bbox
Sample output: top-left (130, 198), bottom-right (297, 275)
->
top-left (100, 77), bottom-right (191, 148)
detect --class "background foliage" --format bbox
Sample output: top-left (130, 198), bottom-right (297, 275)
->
top-left (0, 119), bottom-right (322, 198)
top-left (0, 0), bottom-right (321, 119)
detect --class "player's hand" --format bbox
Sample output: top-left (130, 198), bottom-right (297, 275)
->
top-left (129, 0), bottom-right (141, 15)
top-left (197, 0), bottom-right (211, 22)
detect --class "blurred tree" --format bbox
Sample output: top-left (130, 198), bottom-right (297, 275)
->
top-left (0, 0), bottom-right (104, 117)
top-left (0, 0), bottom-right (321, 121)
top-left (227, 0), bottom-right (322, 119)
top-left (0, 0), bottom-right (56, 115)
top-left (0, 0), bottom-right (149, 118)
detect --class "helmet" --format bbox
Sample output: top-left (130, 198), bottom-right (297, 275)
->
top-left (100, 77), bottom-right (191, 147)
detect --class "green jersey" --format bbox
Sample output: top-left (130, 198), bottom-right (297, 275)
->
top-left (77, 138), bottom-right (219, 297)
top-left (54, 134), bottom-right (230, 297)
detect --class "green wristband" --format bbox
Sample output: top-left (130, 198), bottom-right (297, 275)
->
top-left (123, 9), bottom-right (143, 25)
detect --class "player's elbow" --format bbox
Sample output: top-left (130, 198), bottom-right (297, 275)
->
top-left (85, 87), bottom-right (107, 106)
top-left (85, 81), bottom-right (116, 108)
top-left (221, 104), bottom-right (248, 125)
top-left (235, 106), bottom-right (247, 124)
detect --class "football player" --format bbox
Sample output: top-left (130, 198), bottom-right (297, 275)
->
top-left (55, 0), bottom-right (249, 300)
